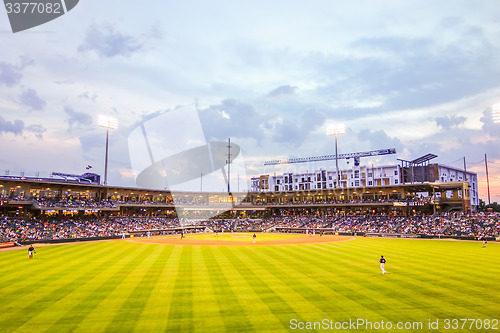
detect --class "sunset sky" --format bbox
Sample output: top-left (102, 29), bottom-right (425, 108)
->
top-left (1, 1), bottom-right (500, 201)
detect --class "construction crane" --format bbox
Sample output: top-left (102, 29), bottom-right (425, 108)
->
top-left (264, 148), bottom-right (397, 166)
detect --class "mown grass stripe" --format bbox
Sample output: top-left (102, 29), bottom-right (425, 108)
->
top-left (187, 246), bottom-right (226, 331)
top-left (0, 237), bottom-right (498, 332)
top-left (133, 245), bottom-right (182, 332)
top-left (265, 243), bottom-right (401, 320)
top-left (210, 246), bottom-right (286, 331)
top-left (104, 245), bottom-right (173, 332)
top-left (0, 241), bottom-right (112, 288)
top-left (222, 246), bottom-right (308, 330)
top-left (0, 242), bottom-right (124, 326)
top-left (41, 244), bottom-right (173, 333)
top-left (277, 240), bottom-right (496, 322)
top-left (313, 239), bottom-right (500, 316)
top-left (1, 242), bottom-right (134, 332)
top-left (165, 245), bottom-right (194, 332)
top-left (0, 242), bottom-right (90, 274)
top-left (247, 245), bottom-right (356, 320)
top-left (201, 246), bottom-right (254, 332)
top-left (272, 243), bottom-right (432, 323)
top-left (65, 243), bottom-right (158, 333)
top-left (239, 246), bottom-right (330, 318)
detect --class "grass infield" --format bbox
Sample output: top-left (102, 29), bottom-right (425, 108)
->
top-left (0, 236), bottom-right (498, 332)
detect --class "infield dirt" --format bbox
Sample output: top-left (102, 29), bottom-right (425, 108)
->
top-left (127, 234), bottom-right (356, 246)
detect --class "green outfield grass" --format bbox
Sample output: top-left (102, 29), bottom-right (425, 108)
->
top-left (0, 237), bottom-right (498, 332)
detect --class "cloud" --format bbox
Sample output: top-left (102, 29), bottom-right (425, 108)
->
top-left (78, 24), bottom-right (142, 58)
top-left (357, 129), bottom-right (403, 151)
top-left (0, 62), bottom-right (23, 87)
top-left (0, 116), bottom-right (24, 136)
top-left (302, 21), bottom-right (500, 120)
top-left (26, 124), bottom-right (46, 139)
top-left (273, 108), bottom-right (326, 146)
top-left (78, 91), bottom-right (98, 102)
top-left (18, 88), bottom-right (46, 111)
top-left (435, 115), bottom-right (466, 129)
top-left (480, 106), bottom-right (500, 138)
top-left (64, 106), bottom-right (93, 128)
top-left (267, 85), bottom-right (297, 98)
top-left (198, 99), bottom-right (266, 143)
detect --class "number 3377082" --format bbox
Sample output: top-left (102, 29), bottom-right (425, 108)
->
top-left (443, 319), bottom-right (498, 330)
top-left (5, 2), bottom-right (62, 14)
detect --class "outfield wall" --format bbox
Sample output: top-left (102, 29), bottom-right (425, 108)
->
top-left (274, 227), bottom-right (495, 241)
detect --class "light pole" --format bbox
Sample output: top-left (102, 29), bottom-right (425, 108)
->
top-left (327, 123), bottom-right (345, 188)
top-left (98, 115), bottom-right (118, 186)
top-left (493, 104), bottom-right (500, 123)
top-left (489, 104), bottom-right (500, 205)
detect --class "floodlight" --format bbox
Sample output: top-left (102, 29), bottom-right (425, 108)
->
top-left (98, 115), bottom-right (118, 129)
top-left (326, 123), bottom-right (346, 188)
top-left (327, 123), bottom-right (345, 136)
top-left (98, 115), bottom-right (118, 186)
top-left (492, 104), bottom-right (500, 124)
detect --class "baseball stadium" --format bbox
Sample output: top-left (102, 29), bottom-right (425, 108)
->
top-left (0, 161), bottom-right (498, 333)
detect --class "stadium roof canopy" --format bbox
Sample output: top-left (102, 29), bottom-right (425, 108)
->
top-left (411, 153), bottom-right (438, 165)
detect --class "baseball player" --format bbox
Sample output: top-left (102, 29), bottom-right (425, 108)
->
top-left (28, 245), bottom-right (36, 259)
top-left (379, 255), bottom-right (386, 274)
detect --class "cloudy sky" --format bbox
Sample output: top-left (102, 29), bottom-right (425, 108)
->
top-left (1, 1), bottom-right (500, 200)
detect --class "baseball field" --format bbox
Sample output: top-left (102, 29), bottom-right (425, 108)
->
top-left (0, 234), bottom-right (498, 332)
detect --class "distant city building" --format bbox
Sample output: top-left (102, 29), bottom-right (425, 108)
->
top-left (251, 162), bottom-right (479, 208)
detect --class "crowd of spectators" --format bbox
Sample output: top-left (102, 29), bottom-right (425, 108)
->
top-left (35, 198), bottom-right (117, 209)
top-left (2, 194), bottom-right (434, 209)
top-left (1, 213), bottom-right (499, 243)
top-left (253, 196), bottom-right (431, 206)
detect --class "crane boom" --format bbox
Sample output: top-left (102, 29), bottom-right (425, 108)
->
top-left (264, 148), bottom-right (396, 166)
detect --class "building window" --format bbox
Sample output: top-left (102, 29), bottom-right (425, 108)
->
top-left (354, 170), bottom-right (360, 178)
top-left (394, 170), bottom-right (398, 175)
top-left (355, 180), bottom-right (360, 187)
top-left (368, 180), bottom-right (373, 186)
top-left (394, 180), bottom-right (398, 184)
top-left (368, 172), bottom-right (372, 178)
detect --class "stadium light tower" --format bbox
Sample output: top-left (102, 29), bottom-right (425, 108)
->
top-left (327, 123), bottom-right (345, 188)
top-left (98, 115), bottom-right (118, 186)
top-left (493, 104), bottom-right (500, 124)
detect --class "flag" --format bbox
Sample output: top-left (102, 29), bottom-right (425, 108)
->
top-left (86, 165), bottom-right (92, 170)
